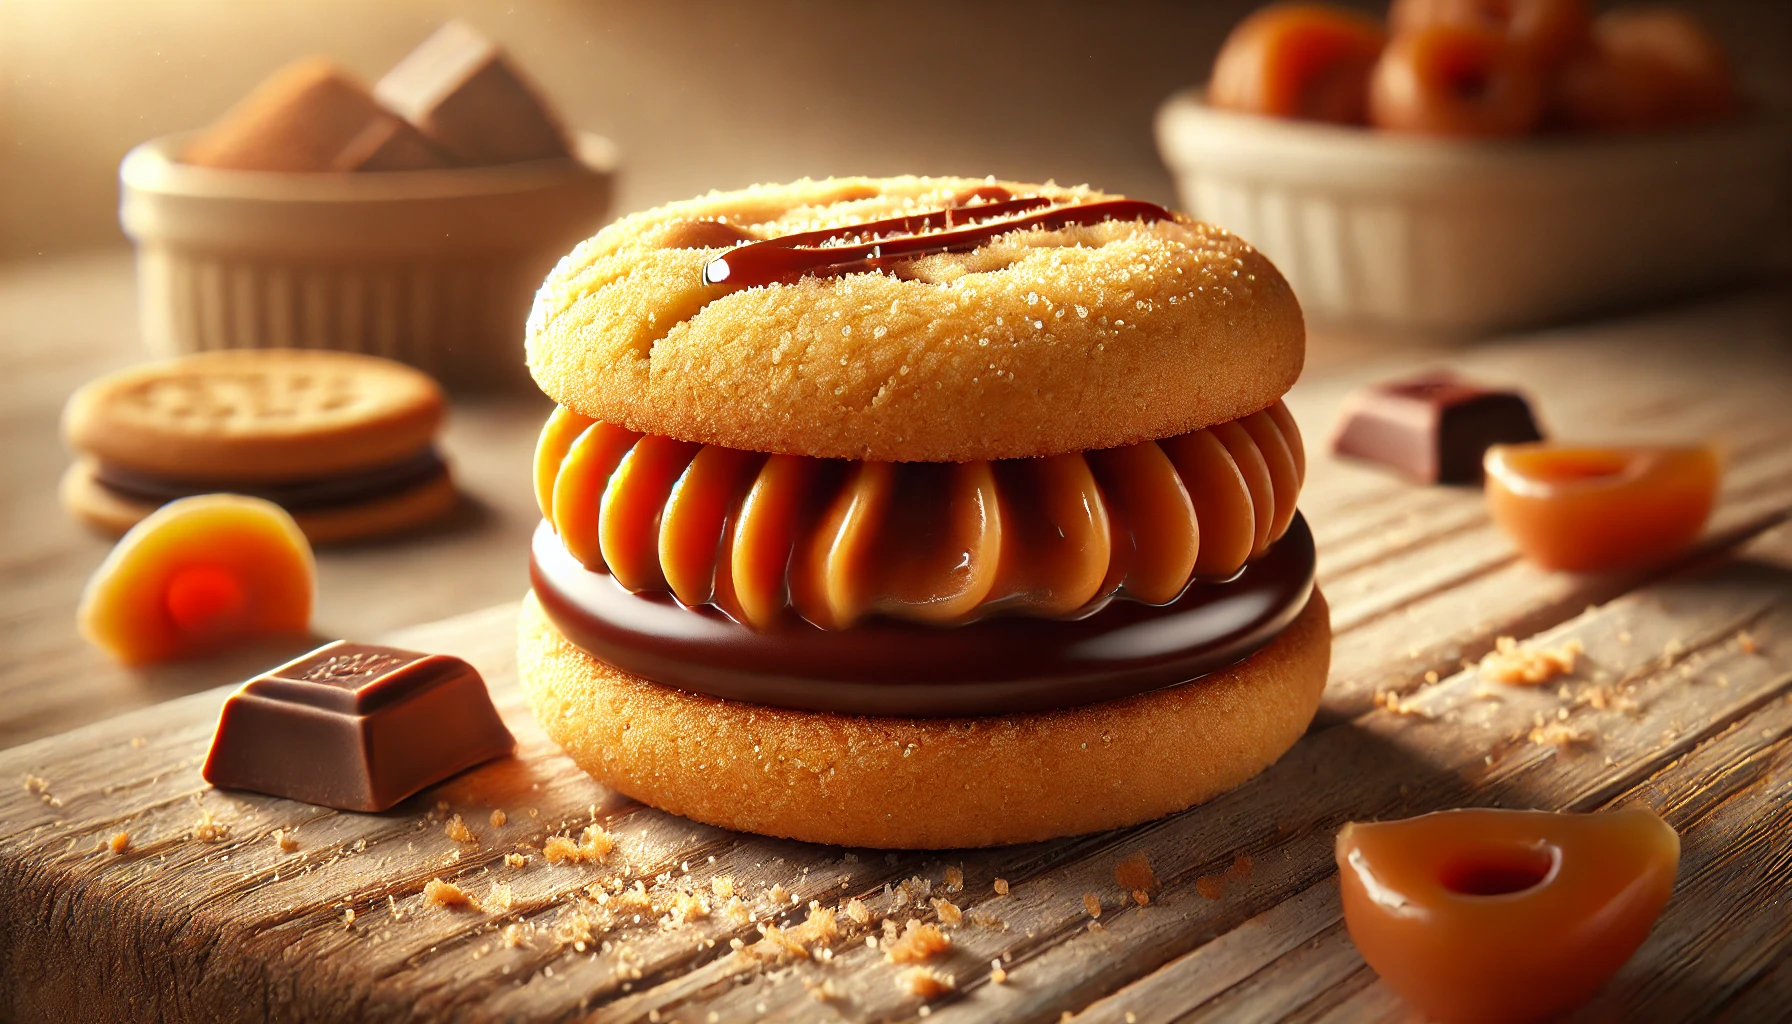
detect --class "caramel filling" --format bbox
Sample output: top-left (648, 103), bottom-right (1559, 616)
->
top-left (533, 403), bottom-right (1304, 631)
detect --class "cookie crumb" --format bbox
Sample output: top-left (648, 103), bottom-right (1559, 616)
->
top-left (993, 878), bottom-right (1010, 896)
top-left (444, 814), bottom-right (477, 844)
top-left (805, 978), bottom-right (844, 1003)
top-left (669, 891), bottom-right (710, 924)
top-left (711, 875), bottom-right (735, 899)
top-left (767, 882), bottom-right (790, 905)
top-left (193, 809), bottom-right (230, 843)
top-left (1372, 689), bottom-right (1432, 718)
top-left (424, 877), bottom-right (475, 909)
top-left (989, 960), bottom-right (1008, 985)
top-left (107, 831), bottom-right (131, 854)
top-left (886, 920), bottom-right (951, 963)
top-left (343, 908), bottom-right (356, 928)
top-left (504, 852), bottom-right (528, 868)
top-left (544, 825), bottom-right (613, 864)
top-left (904, 966), bottom-right (956, 999)
top-left (272, 828), bottom-right (298, 853)
top-left (489, 809), bottom-right (508, 827)
top-left (23, 774), bottom-right (62, 808)
top-left (845, 897), bottom-right (871, 924)
top-left (1083, 892), bottom-right (1103, 919)
top-left (502, 923), bottom-right (527, 948)
top-left (931, 897), bottom-right (963, 927)
top-left (1530, 720), bottom-right (1595, 751)
top-left (1738, 631), bottom-right (1760, 655)
top-left (1114, 851), bottom-right (1157, 895)
top-left (943, 865), bottom-right (964, 892)
top-left (1479, 636), bottom-right (1583, 686)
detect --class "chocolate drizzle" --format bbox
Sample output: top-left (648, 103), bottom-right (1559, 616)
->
top-left (701, 196), bottom-right (1179, 288)
top-left (529, 513), bottom-right (1315, 717)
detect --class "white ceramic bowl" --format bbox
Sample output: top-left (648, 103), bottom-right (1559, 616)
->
top-left (1156, 89), bottom-right (1792, 335)
top-left (119, 131), bottom-right (619, 388)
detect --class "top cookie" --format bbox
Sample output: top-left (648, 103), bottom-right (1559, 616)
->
top-left (527, 176), bottom-right (1304, 463)
top-left (64, 350), bottom-right (445, 481)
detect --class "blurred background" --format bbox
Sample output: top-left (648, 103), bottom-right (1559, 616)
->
top-left (5, 0), bottom-right (1789, 262)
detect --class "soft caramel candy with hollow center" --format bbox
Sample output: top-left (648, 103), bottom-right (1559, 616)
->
top-left (1484, 442), bottom-right (1719, 572)
top-left (1337, 807), bottom-right (1679, 1024)
top-left (79, 494), bottom-right (314, 665)
top-left (1208, 3), bottom-right (1388, 125)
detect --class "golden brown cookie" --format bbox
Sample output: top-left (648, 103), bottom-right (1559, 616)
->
top-left (526, 176), bottom-right (1304, 462)
top-left (61, 350), bottom-right (454, 544)
top-left (64, 349), bottom-right (444, 481)
top-left (516, 588), bottom-right (1330, 849)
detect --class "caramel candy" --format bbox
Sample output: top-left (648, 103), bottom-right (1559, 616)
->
top-left (1337, 807), bottom-right (1678, 1024)
top-left (78, 494), bottom-right (314, 665)
top-left (1208, 3), bottom-right (1388, 125)
top-left (184, 57), bottom-right (448, 173)
top-left (1484, 442), bottom-right (1719, 572)
top-left (1332, 374), bottom-right (1543, 484)
top-left (202, 641), bottom-right (515, 811)
top-left (374, 20), bottom-right (568, 166)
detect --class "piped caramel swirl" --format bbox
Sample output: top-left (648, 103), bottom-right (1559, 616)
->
top-left (534, 403), bottom-right (1304, 631)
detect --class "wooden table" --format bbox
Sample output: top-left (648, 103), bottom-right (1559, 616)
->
top-left (2, 251), bottom-right (1790, 1022)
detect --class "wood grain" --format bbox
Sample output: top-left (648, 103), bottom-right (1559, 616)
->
top-left (1, 261), bottom-right (1790, 1022)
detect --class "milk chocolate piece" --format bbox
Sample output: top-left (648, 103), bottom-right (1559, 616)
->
top-left (184, 57), bottom-right (449, 173)
top-left (375, 20), bottom-right (568, 166)
top-left (1331, 374), bottom-right (1544, 484)
top-left (202, 641), bottom-right (514, 811)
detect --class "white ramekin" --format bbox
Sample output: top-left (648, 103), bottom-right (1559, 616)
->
top-left (1156, 89), bottom-right (1791, 335)
top-left (119, 131), bottom-right (619, 388)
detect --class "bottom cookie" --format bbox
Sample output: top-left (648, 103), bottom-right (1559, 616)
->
top-left (516, 587), bottom-right (1331, 849)
top-left (61, 462), bottom-right (459, 546)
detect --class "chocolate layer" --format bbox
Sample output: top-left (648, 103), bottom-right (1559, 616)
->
top-left (202, 641), bottom-right (515, 812)
top-left (94, 448), bottom-right (448, 512)
top-left (529, 513), bottom-right (1316, 717)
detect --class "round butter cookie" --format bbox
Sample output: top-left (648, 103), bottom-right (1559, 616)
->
top-left (64, 349), bottom-right (444, 481)
top-left (62, 349), bottom-right (454, 543)
top-left (526, 176), bottom-right (1304, 462)
top-left (516, 588), bottom-right (1330, 849)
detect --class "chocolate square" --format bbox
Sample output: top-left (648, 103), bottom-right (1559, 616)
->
top-left (202, 641), bottom-right (515, 812)
top-left (1331, 374), bottom-right (1544, 484)
top-left (374, 21), bottom-right (568, 166)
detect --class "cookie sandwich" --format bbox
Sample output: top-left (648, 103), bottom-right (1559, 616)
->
top-left (519, 177), bottom-right (1328, 848)
top-left (63, 349), bottom-right (456, 544)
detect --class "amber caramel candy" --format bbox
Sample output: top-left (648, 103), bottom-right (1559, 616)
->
top-left (1337, 807), bottom-right (1678, 1024)
top-left (533, 403), bottom-right (1306, 630)
top-left (1370, 25), bottom-right (1545, 136)
top-left (79, 494), bottom-right (314, 665)
top-left (1484, 442), bottom-right (1719, 572)
top-left (1208, 3), bottom-right (1388, 125)
top-left (1390, 0), bottom-right (1591, 67)
top-left (1547, 9), bottom-right (1737, 133)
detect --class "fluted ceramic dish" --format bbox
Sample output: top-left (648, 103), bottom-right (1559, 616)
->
top-left (119, 131), bottom-right (619, 389)
top-left (1156, 88), bottom-right (1790, 335)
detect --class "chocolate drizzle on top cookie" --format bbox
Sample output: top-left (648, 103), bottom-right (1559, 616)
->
top-left (700, 193), bottom-right (1179, 288)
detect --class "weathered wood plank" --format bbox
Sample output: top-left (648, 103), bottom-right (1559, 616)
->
top-left (1, 294), bottom-right (1789, 1022)
top-left (1071, 526), bottom-right (1792, 1024)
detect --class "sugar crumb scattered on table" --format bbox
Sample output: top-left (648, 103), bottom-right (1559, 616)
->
top-left (1480, 636), bottom-right (1583, 685)
top-left (886, 919), bottom-right (950, 963)
top-left (193, 809), bottom-right (229, 843)
top-left (424, 877), bottom-right (475, 909)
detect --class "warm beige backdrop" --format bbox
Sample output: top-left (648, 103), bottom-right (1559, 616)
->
top-left (4, 0), bottom-right (1788, 262)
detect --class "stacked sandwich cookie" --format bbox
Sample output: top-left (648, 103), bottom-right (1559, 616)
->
top-left (63, 349), bottom-right (456, 544)
top-left (518, 176), bottom-right (1329, 849)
